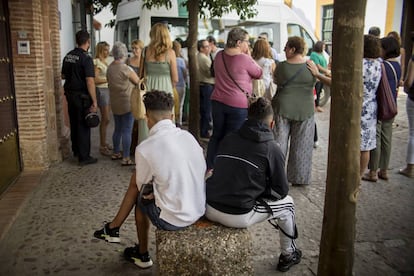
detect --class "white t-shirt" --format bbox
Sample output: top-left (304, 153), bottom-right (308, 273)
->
top-left (135, 119), bottom-right (206, 227)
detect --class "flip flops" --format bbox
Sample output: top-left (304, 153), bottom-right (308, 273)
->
top-left (111, 153), bottom-right (122, 160)
top-left (121, 158), bottom-right (135, 166)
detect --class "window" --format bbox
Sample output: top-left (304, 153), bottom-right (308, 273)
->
top-left (115, 18), bottom-right (139, 51)
top-left (322, 5), bottom-right (333, 53)
top-left (287, 23), bottom-right (314, 56)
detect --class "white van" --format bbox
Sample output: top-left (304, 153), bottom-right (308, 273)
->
top-left (114, 0), bottom-right (331, 105)
top-left (114, 0), bottom-right (319, 59)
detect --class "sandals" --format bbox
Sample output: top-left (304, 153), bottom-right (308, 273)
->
top-left (398, 168), bottom-right (414, 178)
top-left (121, 158), bottom-right (135, 166)
top-left (111, 153), bottom-right (122, 160)
top-left (100, 145), bottom-right (112, 156)
top-left (377, 170), bottom-right (388, 180)
top-left (361, 172), bottom-right (377, 182)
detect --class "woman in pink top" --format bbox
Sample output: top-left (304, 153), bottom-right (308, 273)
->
top-left (206, 27), bottom-right (262, 170)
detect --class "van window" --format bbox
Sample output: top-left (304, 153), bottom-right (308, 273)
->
top-left (115, 18), bottom-right (139, 51)
top-left (204, 19), bottom-right (281, 53)
top-left (287, 23), bottom-right (315, 56)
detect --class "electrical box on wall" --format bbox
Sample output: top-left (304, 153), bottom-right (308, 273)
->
top-left (17, 41), bottom-right (30, 55)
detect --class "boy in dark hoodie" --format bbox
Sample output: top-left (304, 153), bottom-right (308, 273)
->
top-left (205, 97), bottom-right (301, 272)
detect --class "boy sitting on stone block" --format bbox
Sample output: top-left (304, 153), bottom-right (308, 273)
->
top-left (94, 90), bottom-right (206, 269)
top-left (205, 97), bottom-right (302, 272)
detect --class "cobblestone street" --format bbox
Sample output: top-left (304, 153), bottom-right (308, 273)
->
top-left (0, 94), bottom-right (413, 275)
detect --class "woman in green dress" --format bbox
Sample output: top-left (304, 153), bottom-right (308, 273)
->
top-left (138, 23), bottom-right (178, 143)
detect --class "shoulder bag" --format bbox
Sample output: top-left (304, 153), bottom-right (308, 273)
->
top-left (377, 62), bottom-right (398, 121)
top-left (221, 52), bottom-right (259, 105)
top-left (131, 78), bottom-right (147, 120)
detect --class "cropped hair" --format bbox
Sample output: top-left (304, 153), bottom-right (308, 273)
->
top-left (143, 90), bottom-right (174, 112)
top-left (387, 31), bottom-right (401, 46)
top-left (226, 27), bottom-right (249, 48)
top-left (286, 36), bottom-right (306, 55)
top-left (248, 97), bottom-right (273, 121)
top-left (313, 41), bottom-right (324, 53)
top-left (368, 26), bottom-right (381, 37)
top-left (380, 37), bottom-right (400, 59)
top-left (148, 23), bottom-right (172, 58)
top-left (252, 39), bottom-right (272, 60)
top-left (173, 41), bottom-right (183, 58)
top-left (363, 35), bottom-right (381, 59)
top-left (197, 39), bottom-right (207, 51)
top-left (95, 41), bottom-right (109, 59)
top-left (206, 35), bottom-right (217, 45)
top-left (76, 30), bottom-right (90, 46)
top-left (111, 42), bottom-right (128, 60)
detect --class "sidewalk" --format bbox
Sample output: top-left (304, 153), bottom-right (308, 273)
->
top-left (0, 94), bottom-right (413, 275)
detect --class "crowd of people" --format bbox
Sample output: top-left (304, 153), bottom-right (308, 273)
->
top-left (61, 23), bottom-right (414, 274)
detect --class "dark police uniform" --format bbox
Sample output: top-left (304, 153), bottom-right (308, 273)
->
top-left (61, 47), bottom-right (95, 162)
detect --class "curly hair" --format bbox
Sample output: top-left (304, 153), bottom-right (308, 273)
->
top-left (143, 90), bottom-right (174, 112)
top-left (252, 39), bottom-right (272, 60)
top-left (248, 97), bottom-right (273, 121)
top-left (286, 36), bottom-right (306, 55)
top-left (363, 35), bottom-right (381, 59)
top-left (148, 23), bottom-right (172, 58)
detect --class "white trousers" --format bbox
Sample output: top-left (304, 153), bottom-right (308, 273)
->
top-left (205, 195), bottom-right (297, 255)
top-left (407, 97), bottom-right (414, 164)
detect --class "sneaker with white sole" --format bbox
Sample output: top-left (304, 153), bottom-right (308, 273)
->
top-left (124, 244), bottom-right (153, 269)
top-left (277, 248), bottom-right (302, 272)
top-left (93, 222), bottom-right (120, 243)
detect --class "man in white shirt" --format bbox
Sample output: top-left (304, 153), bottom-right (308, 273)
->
top-left (94, 90), bottom-right (206, 269)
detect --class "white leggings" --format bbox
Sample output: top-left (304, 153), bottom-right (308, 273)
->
top-left (406, 97), bottom-right (414, 164)
top-left (205, 195), bottom-right (297, 255)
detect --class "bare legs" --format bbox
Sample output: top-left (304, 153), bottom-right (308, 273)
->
top-left (108, 171), bottom-right (138, 229)
top-left (107, 171), bottom-right (150, 253)
top-left (360, 150), bottom-right (370, 178)
top-left (135, 202), bottom-right (150, 254)
top-left (99, 104), bottom-right (111, 148)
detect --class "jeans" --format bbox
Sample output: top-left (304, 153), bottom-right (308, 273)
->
top-left (206, 100), bottom-right (248, 169)
top-left (200, 84), bottom-right (214, 137)
top-left (112, 112), bottom-right (134, 158)
top-left (138, 200), bottom-right (184, 231)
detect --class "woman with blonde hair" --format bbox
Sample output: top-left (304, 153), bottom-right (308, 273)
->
top-left (94, 41), bottom-right (112, 156)
top-left (127, 39), bottom-right (144, 75)
top-left (138, 22), bottom-right (178, 143)
top-left (252, 39), bottom-right (276, 100)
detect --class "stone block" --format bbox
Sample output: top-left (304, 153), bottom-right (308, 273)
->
top-left (156, 218), bottom-right (253, 275)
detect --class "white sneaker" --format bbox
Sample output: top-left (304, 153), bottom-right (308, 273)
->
top-left (313, 141), bottom-right (319, 148)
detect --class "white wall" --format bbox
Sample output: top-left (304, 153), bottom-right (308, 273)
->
top-left (94, 6), bottom-right (115, 47)
top-left (364, 0), bottom-right (387, 35)
top-left (58, 0), bottom-right (75, 58)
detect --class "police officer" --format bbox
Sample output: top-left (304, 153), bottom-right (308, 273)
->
top-left (61, 30), bottom-right (98, 165)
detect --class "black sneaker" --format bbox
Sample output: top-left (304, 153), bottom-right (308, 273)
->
top-left (93, 222), bottom-right (120, 243)
top-left (124, 244), bottom-right (153, 269)
top-left (79, 156), bottom-right (98, 166)
top-left (277, 248), bottom-right (302, 272)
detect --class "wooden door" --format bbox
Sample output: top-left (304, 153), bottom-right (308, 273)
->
top-left (0, 0), bottom-right (21, 194)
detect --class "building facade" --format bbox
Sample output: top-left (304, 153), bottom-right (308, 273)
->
top-left (0, 0), bottom-right (68, 193)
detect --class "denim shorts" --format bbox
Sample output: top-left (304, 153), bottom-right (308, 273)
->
top-left (96, 87), bottom-right (110, 107)
top-left (137, 199), bottom-right (185, 231)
